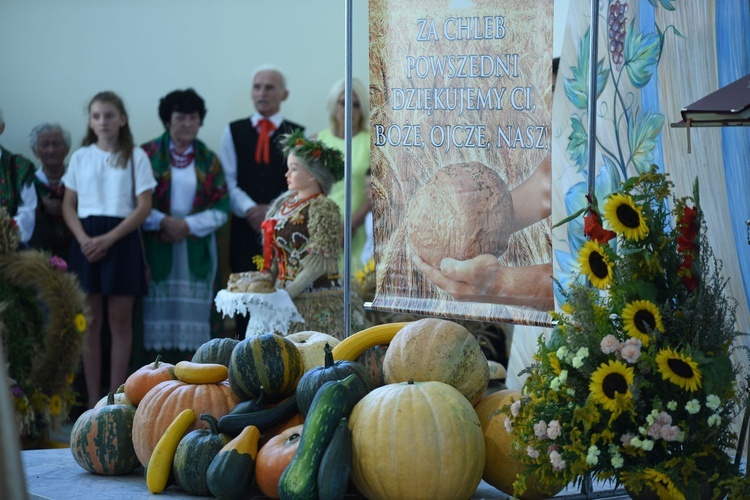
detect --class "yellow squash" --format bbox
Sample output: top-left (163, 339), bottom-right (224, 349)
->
top-left (146, 408), bottom-right (196, 493)
top-left (331, 322), bottom-right (410, 361)
top-left (174, 361), bottom-right (228, 384)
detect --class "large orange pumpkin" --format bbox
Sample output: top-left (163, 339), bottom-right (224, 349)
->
top-left (383, 318), bottom-right (489, 405)
top-left (475, 389), bottom-right (564, 499)
top-left (255, 424), bottom-right (304, 499)
top-left (349, 380), bottom-right (485, 500)
top-left (131, 379), bottom-right (239, 467)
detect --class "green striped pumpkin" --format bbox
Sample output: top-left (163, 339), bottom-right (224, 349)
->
top-left (173, 414), bottom-right (230, 496)
top-left (228, 333), bottom-right (304, 402)
top-left (70, 393), bottom-right (139, 475)
top-left (192, 337), bottom-right (239, 368)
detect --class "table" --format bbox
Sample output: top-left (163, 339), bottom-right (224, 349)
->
top-left (214, 289), bottom-right (304, 337)
top-left (22, 448), bottom-right (628, 500)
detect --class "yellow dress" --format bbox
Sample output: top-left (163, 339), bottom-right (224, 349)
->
top-left (317, 129), bottom-right (370, 272)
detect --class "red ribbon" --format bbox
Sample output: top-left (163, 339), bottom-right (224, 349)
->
top-left (255, 118), bottom-right (275, 165)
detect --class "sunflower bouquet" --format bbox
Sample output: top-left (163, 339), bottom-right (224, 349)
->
top-left (505, 167), bottom-right (750, 498)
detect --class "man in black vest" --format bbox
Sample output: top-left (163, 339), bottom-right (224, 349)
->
top-left (219, 67), bottom-right (304, 335)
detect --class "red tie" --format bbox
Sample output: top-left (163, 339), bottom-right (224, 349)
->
top-left (255, 118), bottom-right (275, 165)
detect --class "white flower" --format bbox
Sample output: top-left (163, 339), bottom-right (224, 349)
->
top-left (566, 388), bottom-right (576, 396)
top-left (504, 417), bottom-right (513, 433)
top-left (558, 370), bottom-right (568, 383)
top-left (549, 450), bottom-right (566, 471)
top-left (527, 446), bottom-right (540, 458)
top-left (611, 453), bottom-right (624, 469)
top-left (576, 347), bottom-right (590, 359)
top-left (620, 433), bottom-right (635, 447)
top-left (707, 414), bottom-right (721, 428)
top-left (630, 436), bottom-right (642, 448)
top-left (600, 334), bottom-right (620, 354)
top-left (556, 346), bottom-right (569, 360)
top-left (572, 356), bottom-right (584, 369)
top-left (534, 420), bottom-right (548, 439)
top-left (686, 399), bottom-right (701, 415)
top-left (547, 420), bottom-right (562, 440)
top-left (667, 400), bottom-right (678, 411)
top-left (550, 377), bottom-right (562, 391)
top-left (510, 400), bottom-right (521, 417)
top-left (641, 439), bottom-right (654, 451)
top-left (586, 453), bottom-right (599, 465)
top-left (706, 394), bottom-right (721, 411)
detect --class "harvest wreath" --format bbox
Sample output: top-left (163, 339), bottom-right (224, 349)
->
top-left (0, 207), bottom-right (89, 442)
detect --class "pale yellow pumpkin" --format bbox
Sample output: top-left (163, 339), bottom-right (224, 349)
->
top-left (285, 331), bottom-right (341, 372)
top-left (349, 380), bottom-right (485, 500)
top-left (475, 389), bottom-right (564, 499)
top-left (383, 318), bottom-right (489, 405)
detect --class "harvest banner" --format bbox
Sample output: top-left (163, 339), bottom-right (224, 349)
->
top-left (369, 0), bottom-right (554, 326)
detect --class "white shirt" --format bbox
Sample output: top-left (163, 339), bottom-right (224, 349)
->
top-left (219, 112), bottom-right (284, 218)
top-left (0, 148), bottom-right (37, 243)
top-left (142, 143), bottom-right (228, 237)
top-left (62, 145), bottom-right (157, 219)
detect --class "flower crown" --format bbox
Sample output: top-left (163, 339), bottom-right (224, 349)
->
top-left (281, 130), bottom-right (345, 182)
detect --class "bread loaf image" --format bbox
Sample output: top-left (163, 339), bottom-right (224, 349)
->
top-left (407, 162), bottom-right (514, 268)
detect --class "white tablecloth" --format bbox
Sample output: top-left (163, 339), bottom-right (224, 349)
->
top-left (214, 289), bottom-right (304, 336)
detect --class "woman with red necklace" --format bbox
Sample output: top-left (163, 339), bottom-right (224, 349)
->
top-left (260, 130), bottom-right (366, 339)
top-left (138, 89), bottom-right (229, 363)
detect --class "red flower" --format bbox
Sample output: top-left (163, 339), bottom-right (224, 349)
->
top-left (681, 275), bottom-right (698, 293)
top-left (311, 149), bottom-right (322, 158)
top-left (583, 211), bottom-right (616, 244)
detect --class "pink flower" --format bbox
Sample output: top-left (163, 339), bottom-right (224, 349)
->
top-left (534, 420), bottom-right (548, 439)
top-left (661, 425), bottom-right (680, 441)
top-left (504, 417), bottom-right (513, 433)
top-left (549, 450), bottom-right (566, 471)
top-left (510, 400), bottom-right (521, 417)
top-left (620, 343), bottom-right (641, 364)
top-left (49, 256), bottom-right (68, 271)
top-left (620, 433), bottom-right (635, 447)
top-left (656, 411), bottom-right (672, 426)
top-left (527, 446), bottom-right (540, 458)
top-left (601, 334), bottom-right (620, 354)
top-left (547, 420), bottom-right (562, 440)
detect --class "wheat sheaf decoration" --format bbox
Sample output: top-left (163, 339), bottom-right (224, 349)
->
top-left (0, 207), bottom-right (89, 439)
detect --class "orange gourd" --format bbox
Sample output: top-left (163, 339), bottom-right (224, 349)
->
top-left (123, 355), bottom-right (176, 406)
top-left (255, 424), bottom-right (304, 499)
top-left (131, 379), bottom-right (239, 467)
top-left (475, 390), bottom-right (564, 500)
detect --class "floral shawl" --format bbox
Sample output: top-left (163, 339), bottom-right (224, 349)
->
top-left (140, 133), bottom-right (229, 282)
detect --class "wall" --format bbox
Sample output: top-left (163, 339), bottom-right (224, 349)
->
top-left (0, 0), bottom-right (370, 160)
top-left (1, 0), bottom-right (567, 163)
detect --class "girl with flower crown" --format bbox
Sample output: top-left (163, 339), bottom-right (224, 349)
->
top-left (259, 131), bottom-right (367, 339)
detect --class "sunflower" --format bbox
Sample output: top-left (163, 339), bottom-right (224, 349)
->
top-left (621, 300), bottom-right (664, 347)
top-left (48, 394), bottom-right (62, 416)
top-left (578, 240), bottom-right (614, 289)
top-left (656, 348), bottom-right (702, 392)
top-left (589, 360), bottom-right (634, 413)
top-left (74, 312), bottom-right (87, 333)
top-left (641, 469), bottom-right (686, 500)
top-left (604, 193), bottom-right (648, 241)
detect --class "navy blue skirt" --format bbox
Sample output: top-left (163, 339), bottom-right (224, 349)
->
top-left (69, 216), bottom-right (148, 296)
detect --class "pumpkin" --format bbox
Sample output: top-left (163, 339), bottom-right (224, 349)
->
top-left (255, 424), bottom-right (304, 499)
top-left (131, 379), bottom-right (239, 467)
top-left (355, 344), bottom-right (389, 388)
top-left (295, 343), bottom-right (374, 416)
top-left (123, 355), bottom-right (176, 406)
top-left (228, 333), bottom-right (304, 402)
top-left (383, 318), bottom-right (490, 406)
top-left (475, 390), bottom-right (564, 499)
top-left (349, 380), bottom-right (485, 499)
top-left (172, 414), bottom-right (231, 496)
top-left (70, 393), bottom-right (139, 475)
top-left (93, 391), bottom-right (132, 409)
top-left (207, 424), bottom-right (261, 499)
top-left (286, 331), bottom-right (341, 371)
top-left (192, 337), bottom-right (239, 367)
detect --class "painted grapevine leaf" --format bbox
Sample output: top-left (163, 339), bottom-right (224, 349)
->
top-left (563, 28), bottom-right (609, 109)
top-left (567, 115), bottom-right (588, 172)
top-left (628, 110), bottom-right (665, 173)
top-left (647, 0), bottom-right (676, 11)
top-left (624, 21), bottom-right (661, 89)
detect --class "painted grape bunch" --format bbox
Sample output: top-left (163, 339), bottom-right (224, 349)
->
top-left (608, 1), bottom-right (628, 70)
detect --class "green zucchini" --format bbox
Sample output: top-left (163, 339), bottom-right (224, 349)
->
top-left (277, 374), bottom-right (361, 500)
top-left (218, 392), bottom-right (298, 435)
top-left (317, 417), bottom-right (352, 500)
